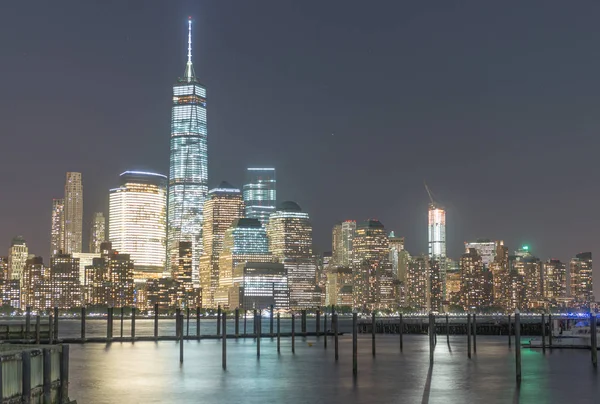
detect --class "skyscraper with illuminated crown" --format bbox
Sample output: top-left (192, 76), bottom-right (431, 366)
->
top-left (167, 17), bottom-right (208, 281)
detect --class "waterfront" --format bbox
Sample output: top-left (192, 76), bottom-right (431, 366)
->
top-left (66, 334), bottom-right (600, 404)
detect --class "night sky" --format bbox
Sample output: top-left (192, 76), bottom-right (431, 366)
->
top-left (0, 2), bottom-right (597, 287)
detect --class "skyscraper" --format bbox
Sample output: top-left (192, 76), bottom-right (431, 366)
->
top-left (63, 172), bottom-right (83, 254)
top-left (89, 212), bottom-right (106, 253)
top-left (167, 17), bottom-right (208, 281)
top-left (465, 239), bottom-right (501, 268)
top-left (243, 168), bottom-right (276, 226)
top-left (389, 231), bottom-right (405, 278)
top-left (109, 171), bottom-right (167, 279)
top-left (544, 259), bottom-right (567, 301)
top-left (331, 220), bottom-right (356, 267)
top-left (50, 199), bottom-right (64, 256)
top-left (199, 182), bottom-right (245, 308)
top-left (50, 253), bottom-right (81, 308)
top-left (267, 201), bottom-right (318, 308)
top-left (428, 203), bottom-right (446, 269)
top-left (459, 248), bottom-right (493, 310)
top-left (8, 236), bottom-right (28, 280)
top-left (352, 220), bottom-right (394, 311)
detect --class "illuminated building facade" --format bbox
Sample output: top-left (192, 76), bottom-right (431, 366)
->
top-left (489, 244), bottom-right (512, 310)
top-left (72, 253), bottom-right (100, 285)
top-left (465, 239), bottom-right (501, 268)
top-left (50, 253), bottom-right (81, 308)
top-left (230, 262), bottom-right (289, 310)
top-left (267, 202), bottom-right (318, 308)
top-left (199, 183), bottom-right (245, 307)
top-left (8, 236), bottom-right (28, 281)
top-left (50, 199), bottom-right (64, 256)
top-left (167, 18), bottom-right (208, 280)
top-left (243, 168), bottom-right (276, 226)
top-left (217, 218), bottom-right (272, 307)
top-left (544, 259), bottom-right (567, 301)
top-left (172, 241), bottom-right (199, 308)
top-left (570, 252), bottom-right (593, 305)
top-left (407, 255), bottom-right (429, 310)
top-left (389, 231), bottom-right (405, 278)
top-left (63, 172), bottom-right (83, 254)
top-left (109, 171), bottom-right (167, 279)
top-left (428, 204), bottom-right (446, 271)
top-left (352, 219), bottom-right (394, 311)
top-left (331, 220), bottom-right (356, 267)
top-left (83, 244), bottom-right (135, 307)
top-left (22, 256), bottom-right (51, 310)
top-left (89, 212), bottom-right (106, 253)
top-left (325, 266), bottom-right (353, 307)
top-left (459, 248), bottom-right (493, 310)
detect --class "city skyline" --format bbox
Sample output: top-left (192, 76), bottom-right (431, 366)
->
top-left (0, 2), bottom-right (597, 284)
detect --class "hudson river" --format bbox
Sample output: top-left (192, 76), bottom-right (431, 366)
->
top-left (56, 319), bottom-right (600, 403)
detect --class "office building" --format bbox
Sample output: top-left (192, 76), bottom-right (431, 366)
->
top-left (465, 239), bottom-right (501, 268)
top-left (459, 248), bottom-right (493, 310)
top-left (428, 202), bottom-right (446, 272)
top-left (89, 212), bottom-right (106, 253)
top-left (199, 182), bottom-right (245, 307)
top-left (172, 241), bottom-right (199, 308)
top-left (8, 236), bottom-right (28, 280)
top-left (50, 199), bottom-right (64, 256)
top-left (109, 171), bottom-right (167, 279)
top-left (544, 259), bottom-right (567, 301)
top-left (230, 262), bottom-right (289, 310)
top-left (72, 253), bottom-right (100, 285)
top-left (352, 219), bottom-right (394, 311)
top-left (389, 231), bottom-right (405, 278)
top-left (167, 18), bottom-right (208, 279)
top-left (63, 172), bottom-right (83, 254)
top-left (326, 266), bottom-right (353, 307)
top-left (267, 201), bottom-right (318, 308)
top-left (21, 256), bottom-right (51, 310)
top-left (50, 253), bottom-right (81, 308)
top-left (243, 168), bottom-right (276, 226)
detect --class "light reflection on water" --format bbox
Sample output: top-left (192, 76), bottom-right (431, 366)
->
top-left (68, 335), bottom-right (600, 404)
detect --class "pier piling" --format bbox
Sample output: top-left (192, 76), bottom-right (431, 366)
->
top-left (515, 310), bottom-right (521, 384)
top-left (446, 314), bottom-right (449, 345)
top-left (175, 308), bottom-right (181, 338)
top-left (316, 309), bottom-right (320, 337)
top-left (53, 307), bottom-right (59, 340)
top-left (429, 313), bottom-right (434, 365)
top-left (302, 310), bottom-right (307, 336)
top-left (131, 307), bottom-right (136, 340)
top-left (120, 307), bottom-right (124, 338)
top-left (291, 313), bottom-right (295, 354)
top-left (372, 312), bottom-right (376, 357)
top-left (222, 312), bottom-right (227, 369)
top-left (48, 315), bottom-right (54, 344)
top-left (235, 308), bottom-right (239, 338)
top-left (154, 303), bottom-right (159, 340)
top-left (197, 307), bottom-right (201, 340)
top-left (590, 311), bottom-right (597, 368)
top-left (257, 315), bottom-right (261, 358)
top-left (472, 314), bottom-right (477, 354)
top-left (81, 307), bottom-right (86, 341)
top-left (508, 314), bottom-right (511, 347)
top-left (277, 313), bottom-right (281, 353)
top-left (179, 313), bottom-right (184, 363)
top-left (541, 313), bottom-right (546, 353)
top-left (334, 313), bottom-right (339, 361)
top-left (353, 312), bottom-right (358, 377)
top-left (217, 306), bottom-right (221, 336)
top-left (399, 314), bottom-right (403, 352)
top-left (35, 315), bottom-right (40, 344)
top-left (186, 307), bottom-right (190, 337)
top-left (270, 305), bottom-right (274, 337)
top-left (548, 314), bottom-right (553, 347)
top-left (324, 312), bottom-right (327, 349)
top-left (467, 313), bottom-right (471, 359)
top-left (25, 306), bottom-right (31, 338)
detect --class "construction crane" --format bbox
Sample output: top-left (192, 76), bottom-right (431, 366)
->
top-left (424, 182), bottom-right (436, 208)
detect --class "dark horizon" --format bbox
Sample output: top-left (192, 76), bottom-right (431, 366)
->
top-left (0, 1), bottom-right (597, 287)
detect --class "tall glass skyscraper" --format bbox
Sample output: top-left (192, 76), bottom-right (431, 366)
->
top-left (428, 203), bottom-right (446, 267)
top-left (243, 168), bottom-right (276, 226)
top-left (167, 17), bottom-right (208, 280)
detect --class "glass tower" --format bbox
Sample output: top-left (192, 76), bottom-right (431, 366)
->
top-left (428, 204), bottom-right (446, 267)
top-left (167, 17), bottom-right (208, 280)
top-left (243, 168), bottom-right (276, 226)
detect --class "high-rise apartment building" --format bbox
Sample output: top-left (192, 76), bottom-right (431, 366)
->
top-left (167, 18), bottom-right (208, 279)
top-left (406, 256), bottom-right (442, 312)
top-left (8, 236), bottom-right (28, 280)
top-left (570, 252), bottom-right (593, 305)
top-left (50, 253), bottom-right (81, 308)
top-left (352, 219), bottom-right (394, 311)
top-left (83, 244), bottom-right (135, 307)
top-left (331, 220), bottom-right (356, 268)
top-left (89, 212), bottom-right (106, 253)
top-left (63, 172), bottom-right (83, 254)
top-left (109, 171), bottom-right (167, 279)
top-left (21, 256), bottom-right (51, 310)
top-left (267, 201), bottom-right (318, 309)
top-left (199, 182), bottom-right (245, 308)
top-left (459, 248), bottom-right (493, 310)
top-left (544, 259), bottom-right (567, 301)
top-left (217, 218), bottom-right (273, 307)
top-left (325, 266), bottom-right (353, 307)
top-left (243, 168), bottom-right (276, 226)
top-left (171, 241), bottom-right (199, 308)
top-left (489, 244), bottom-right (512, 310)
top-left (50, 199), bottom-right (64, 256)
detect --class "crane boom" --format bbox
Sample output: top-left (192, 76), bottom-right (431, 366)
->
top-left (424, 182), bottom-right (435, 205)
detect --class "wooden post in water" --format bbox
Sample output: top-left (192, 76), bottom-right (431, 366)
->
top-left (53, 307), bottom-right (59, 341)
top-left (508, 314), bottom-right (511, 347)
top-left (372, 311), bottom-right (376, 357)
top-left (35, 315), bottom-right (40, 344)
top-left (399, 314), bottom-right (403, 352)
top-left (186, 307), bottom-right (190, 337)
top-left (243, 310), bottom-right (247, 336)
top-left (81, 307), bottom-right (86, 341)
top-left (217, 305), bottom-right (221, 336)
top-left (22, 350), bottom-right (31, 403)
top-left (353, 312), bottom-right (358, 377)
top-left (154, 303), bottom-right (159, 341)
top-left (446, 313), bottom-right (449, 345)
top-left (334, 313), bottom-right (339, 361)
top-left (548, 314), bottom-right (553, 347)
top-left (270, 305), bottom-right (274, 337)
top-left (277, 313), bottom-right (281, 353)
top-left (291, 313), bottom-right (295, 354)
top-left (324, 312), bottom-right (328, 349)
top-left (131, 307), bottom-right (136, 340)
top-left (48, 314), bottom-right (54, 344)
top-left (316, 309), bottom-right (320, 337)
top-left (175, 308), bottom-right (181, 338)
top-left (472, 313), bottom-right (477, 354)
top-left (120, 307), bottom-right (124, 338)
top-left (541, 313), bottom-right (546, 353)
top-left (235, 308), bottom-right (239, 338)
top-left (196, 307), bottom-right (201, 340)
top-left (515, 310), bottom-right (521, 384)
top-left (590, 311), bottom-right (597, 368)
top-left (467, 313), bottom-right (471, 359)
top-left (302, 310), bottom-right (307, 336)
top-left (60, 344), bottom-right (70, 403)
top-left (257, 315), bottom-right (261, 358)
top-left (222, 311), bottom-right (227, 369)
top-left (25, 306), bottom-right (31, 338)
top-left (429, 313), bottom-right (434, 366)
top-left (107, 307), bottom-right (113, 343)
top-left (43, 348), bottom-right (51, 402)
top-left (253, 309), bottom-right (257, 337)
top-left (179, 313), bottom-right (184, 363)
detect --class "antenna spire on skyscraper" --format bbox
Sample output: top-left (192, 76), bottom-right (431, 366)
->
top-left (184, 16), bottom-right (196, 82)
